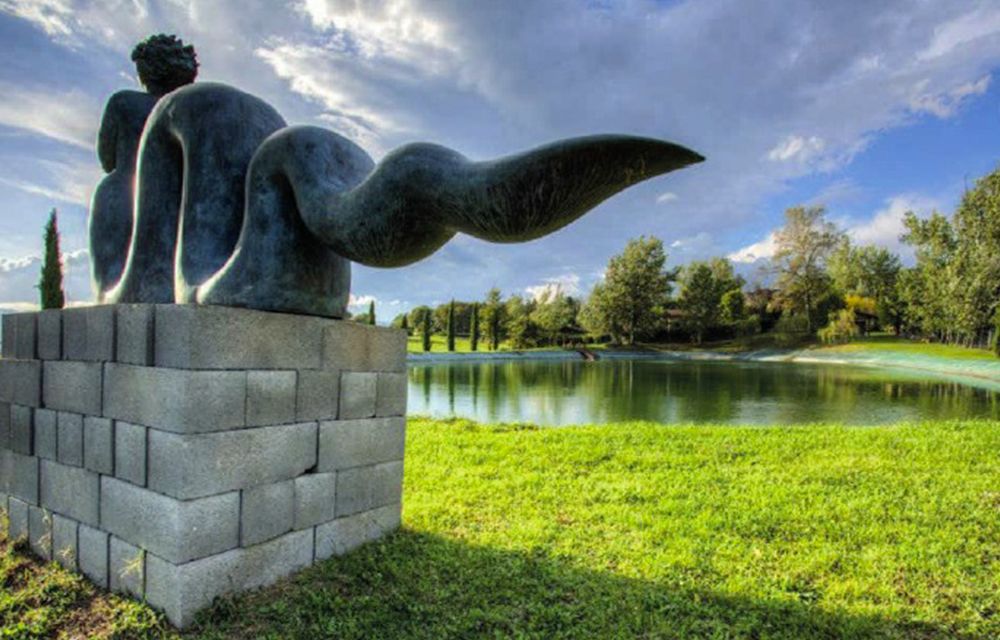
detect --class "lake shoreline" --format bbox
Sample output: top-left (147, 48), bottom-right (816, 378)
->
top-left (408, 345), bottom-right (1000, 387)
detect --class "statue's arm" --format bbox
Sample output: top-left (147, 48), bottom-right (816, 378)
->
top-left (96, 95), bottom-right (121, 173)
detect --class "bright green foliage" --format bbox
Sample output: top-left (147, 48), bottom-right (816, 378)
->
top-left (368, 300), bottom-right (376, 325)
top-left (530, 290), bottom-right (576, 346)
top-left (720, 289), bottom-right (745, 324)
top-left (470, 303), bottom-right (479, 352)
top-left (421, 311), bottom-right (432, 352)
top-left (676, 258), bottom-right (743, 345)
top-left (9, 418), bottom-right (996, 638)
top-left (408, 305), bottom-right (433, 332)
top-left (829, 240), bottom-right (902, 331)
top-left (483, 288), bottom-right (504, 351)
top-left (504, 294), bottom-right (534, 349)
top-left (448, 302), bottom-right (457, 348)
top-left (773, 206), bottom-right (843, 332)
top-left (580, 236), bottom-right (675, 344)
top-left (818, 308), bottom-right (859, 344)
top-left (39, 208), bottom-right (65, 309)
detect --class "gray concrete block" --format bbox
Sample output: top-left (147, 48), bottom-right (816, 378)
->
top-left (10, 452), bottom-right (38, 504)
top-left (376, 372), bottom-right (408, 417)
top-left (63, 305), bottom-right (116, 362)
top-left (1, 313), bottom-right (15, 359)
top-left (109, 536), bottom-right (144, 598)
top-left (40, 459), bottom-right (99, 526)
top-left (34, 408), bottom-right (57, 460)
top-left (293, 472), bottom-right (336, 530)
top-left (79, 524), bottom-right (110, 588)
top-left (100, 476), bottom-right (240, 564)
top-left (116, 304), bottom-right (154, 366)
top-left (247, 370), bottom-right (296, 426)
top-left (0, 402), bottom-right (9, 450)
top-left (155, 305), bottom-right (325, 370)
top-left (0, 449), bottom-right (10, 495)
top-left (10, 405), bottom-right (32, 455)
top-left (83, 416), bottom-right (114, 475)
top-left (147, 422), bottom-right (317, 499)
top-left (52, 513), bottom-right (79, 571)
top-left (57, 412), bottom-right (84, 467)
top-left (146, 529), bottom-right (313, 629)
top-left (14, 313), bottom-right (37, 360)
top-left (7, 496), bottom-right (28, 541)
top-left (315, 502), bottom-right (401, 561)
top-left (102, 363), bottom-right (246, 433)
top-left (368, 327), bottom-right (407, 373)
top-left (296, 370), bottom-right (340, 421)
top-left (241, 480), bottom-right (294, 546)
top-left (28, 505), bottom-right (52, 560)
top-left (62, 307), bottom-right (88, 360)
top-left (0, 359), bottom-right (41, 407)
top-left (114, 421), bottom-right (146, 486)
top-left (42, 361), bottom-right (101, 414)
top-left (37, 309), bottom-right (62, 360)
top-left (318, 417), bottom-right (405, 472)
top-left (335, 461), bottom-right (404, 517)
top-left (321, 321), bottom-right (370, 370)
top-left (339, 372), bottom-right (376, 419)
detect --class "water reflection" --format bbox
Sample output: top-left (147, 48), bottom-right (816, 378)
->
top-left (407, 359), bottom-right (1000, 426)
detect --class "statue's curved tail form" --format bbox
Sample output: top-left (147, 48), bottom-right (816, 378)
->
top-left (296, 135), bottom-right (704, 268)
top-left (98, 83), bottom-right (703, 318)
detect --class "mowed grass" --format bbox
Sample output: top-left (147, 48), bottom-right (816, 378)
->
top-left (813, 335), bottom-right (999, 361)
top-left (2, 418), bottom-right (999, 638)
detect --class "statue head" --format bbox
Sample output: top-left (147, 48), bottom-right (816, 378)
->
top-left (131, 34), bottom-right (198, 97)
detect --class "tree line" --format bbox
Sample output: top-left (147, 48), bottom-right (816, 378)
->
top-left (366, 164), bottom-right (1000, 355)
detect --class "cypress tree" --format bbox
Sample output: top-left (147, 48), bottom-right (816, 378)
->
top-left (39, 208), bottom-right (65, 309)
top-left (421, 310), bottom-right (432, 352)
top-left (447, 299), bottom-right (456, 351)
top-left (368, 300), bottom-right (376, 325)
top-left (401, 314), bottom-right (409, 335)
top-left (470, 303), bottom-right (479, 352)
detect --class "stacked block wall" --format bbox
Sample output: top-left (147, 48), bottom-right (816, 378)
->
top-left (0, 304), bottom-right (407, 627)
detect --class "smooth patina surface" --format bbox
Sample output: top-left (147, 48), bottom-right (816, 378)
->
top-left (91, 35), bottom-right (704, 317)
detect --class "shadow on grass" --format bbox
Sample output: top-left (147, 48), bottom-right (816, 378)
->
top-left (188, 529), bottom-right (971, 640)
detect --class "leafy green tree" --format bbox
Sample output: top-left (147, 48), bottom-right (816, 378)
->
top-left (505, 295), bottom-right (534, 349)
top-left (482, 288), bottom-right (505, 350)
top-left (720, 289), bottom-right (746, 325)
top-left (400, 314), bottom-right (409, 335)
top-left (829, 240), bottom-right (903, 332)
top-left (772, 206), bottom-right (843, 332)
top-left (368, 300), bottom-right (376, 325)
top-left (39, 208), bottom-right (65, 309)
top-left (421, 310), bottom-right (432, 352)
top-left (447, 300), bottom-right (456, 352)
top-left (470, 303), bottom-right (480, 352)
top-left (531, 290), bottom-right (576, 346)
top-left (581, 236), bottom-right (675, 345)
top-left (901, 212), bottom-right (957, 341)
top-left (677, 262), bottom-right (722, 345)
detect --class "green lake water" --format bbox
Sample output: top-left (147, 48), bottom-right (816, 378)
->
top-left (407, 358), bottom-right (1000, 425)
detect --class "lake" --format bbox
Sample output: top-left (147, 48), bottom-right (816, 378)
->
top-left (407, 358), bottom-right (1000, 425)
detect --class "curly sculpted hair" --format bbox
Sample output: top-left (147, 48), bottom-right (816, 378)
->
top-left (131, 34), bottom-right (198, 96)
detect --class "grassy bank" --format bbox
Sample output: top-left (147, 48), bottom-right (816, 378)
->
top-left (3, 418), bottom-right (999, 638)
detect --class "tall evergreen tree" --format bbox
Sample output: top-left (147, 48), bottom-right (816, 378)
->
top-left (447, 300), bottom-right (456, 351)
top-left (421, 310), bottom-right (432, 352)
top-left (368, 300), bottom-right (376, 325)
top-left (39, 208), bottom-right (65, 309)
top-left (401, 314), bottom-right (409, 335)
top-left (470, 303), bottom-right (480, 351)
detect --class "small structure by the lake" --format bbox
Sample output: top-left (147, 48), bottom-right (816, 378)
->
top-left (0, 33), bottom-right (702, 628)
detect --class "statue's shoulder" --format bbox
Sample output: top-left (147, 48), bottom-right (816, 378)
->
top-left (105, 89), bottom-right (157, 114)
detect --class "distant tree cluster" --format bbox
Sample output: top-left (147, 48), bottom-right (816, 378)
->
top-left (387, 162), bottom-right (1000, 357)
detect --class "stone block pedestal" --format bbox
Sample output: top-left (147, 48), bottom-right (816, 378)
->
top-left (0, 304), bottom-right (407, 627)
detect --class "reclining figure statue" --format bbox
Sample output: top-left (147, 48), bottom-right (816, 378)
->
top-left (90, 34), bottom-right (704, 318)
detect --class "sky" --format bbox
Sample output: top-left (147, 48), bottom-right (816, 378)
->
top-left (0, 0), bottom-right (998, 321)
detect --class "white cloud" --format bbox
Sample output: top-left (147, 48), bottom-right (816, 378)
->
top-left (0, 0), bottom-right (74, 37)
top-left (525, 273), bottom-right (581, 302)
top-left (669, 232), bottom-right (715, 259)
top-left (767, 135), bottom-right (826, 163)
top-left (0, 158), bottom-right (100, 206)
top-left (0, 247), bottom-right (92, 309)
top-left (920, 6), bottom-right (1000, 60)
top-left (0, 85), bottom-right (101, 149)
top-left (846, 194), bottom-right (940, 259)
top-left (909, 75), bottom-right (991, 118)
top-left (656, 191), bottom-right (677, 204)
top-left (728, 233), bottom-right (778, 264)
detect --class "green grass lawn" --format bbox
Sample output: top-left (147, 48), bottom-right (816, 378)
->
top-left (812, 335), bottom-right (999, 361)
top-left (406, 335), bottom-right (568, 353)
top-left (3, 418), bottom-right (999, 638)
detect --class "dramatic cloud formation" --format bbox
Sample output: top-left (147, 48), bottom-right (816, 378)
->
top-left (0, 0), bottom-right (998, 314)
